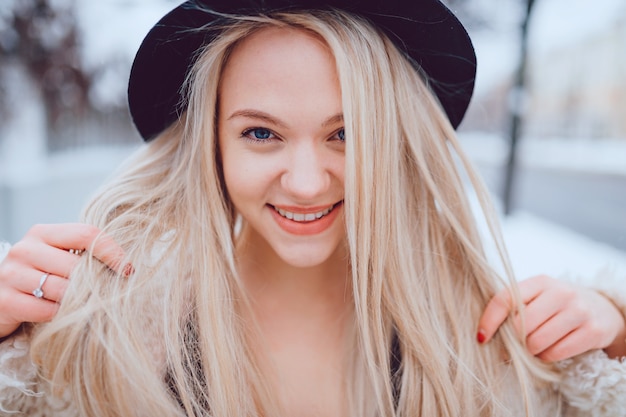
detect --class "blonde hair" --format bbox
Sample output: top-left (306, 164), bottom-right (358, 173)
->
top-left (31, 9), bottom-right (556, 417)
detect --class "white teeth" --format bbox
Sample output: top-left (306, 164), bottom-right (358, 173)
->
top-left (273, 204), bottom-right (335, 222)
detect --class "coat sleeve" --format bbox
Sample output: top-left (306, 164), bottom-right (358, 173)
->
top-left (556, 271), bottom-right (626, 417)
top-left (557, 350), bottom-right (626, 417)
top-left (0, 324), bottom-right (44, 414)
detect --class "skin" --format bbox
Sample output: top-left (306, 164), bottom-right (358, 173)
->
top-left (218, 27), bottom-right (346, 271)
top-left (218, 27), bottom-right (350, 416)
top-left (0, 223), bottom-right (127, 338)
top-left (477, 275), bottom-right (626, 360)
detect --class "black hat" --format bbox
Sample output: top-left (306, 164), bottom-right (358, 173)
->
top-left (128, 0), bottom-right (476, 141)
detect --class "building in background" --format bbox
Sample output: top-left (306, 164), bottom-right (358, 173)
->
top-left (525, 4), bottom-right (626, 139)
top-left (0, 0), bottom-right (173, 242)
top-left (463, 0), bottom-right (626, 139)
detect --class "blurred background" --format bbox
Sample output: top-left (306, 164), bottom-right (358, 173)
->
top-left (0, 0), bottom-right (625, 279)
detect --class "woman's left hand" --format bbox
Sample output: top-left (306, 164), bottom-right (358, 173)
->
top-left (477, 275), bottom-right (626, 361)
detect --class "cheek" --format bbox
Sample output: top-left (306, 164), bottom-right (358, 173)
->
top-left (220, 139), bottom-right (249, 200)
top-left (221, 152), bottom-right (277, 206)
top-left (328, 154), bottom-right (345, 189)
top-left (223, 160), bottom-right (252, 202)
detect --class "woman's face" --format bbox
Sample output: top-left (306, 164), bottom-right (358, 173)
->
top-left (218, 27), bottom-right (345, 269)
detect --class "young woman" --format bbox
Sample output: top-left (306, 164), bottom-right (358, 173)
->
top-left (1, 1), bottom-right (625, 416)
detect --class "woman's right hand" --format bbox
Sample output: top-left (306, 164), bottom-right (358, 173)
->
top-left (0, 223), bottom-right (127, 339)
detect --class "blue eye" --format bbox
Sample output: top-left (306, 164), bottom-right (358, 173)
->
top-left (252, 128), bottom-right (271, 139)
top-left (242, 128), bottom-right (274, 142)
top-left (336, 128), bottom-right (345, 141)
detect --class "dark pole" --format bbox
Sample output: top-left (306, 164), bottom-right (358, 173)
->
top-left (503, 0), bottom-right (536, 215)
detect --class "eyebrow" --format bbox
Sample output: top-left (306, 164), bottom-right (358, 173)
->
top-left (227, 109), bottom-right (343, 128)
top-left (321, 113), bottom-right (344, 127)
top-left (227, 110), bottom-right (287, 128)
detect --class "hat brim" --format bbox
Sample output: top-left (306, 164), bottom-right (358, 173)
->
top-left (128, 0), bottom-right (476, 141)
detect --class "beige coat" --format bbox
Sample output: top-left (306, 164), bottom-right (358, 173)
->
top-left (1, 244), bottom-right (625, 416)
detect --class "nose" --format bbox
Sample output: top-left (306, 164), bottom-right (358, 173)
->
top-left (281, 142), bottom-right (331, 201)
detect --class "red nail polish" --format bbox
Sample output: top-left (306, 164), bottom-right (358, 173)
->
top-left (476, 330), bottom-right (486, 344)
top-left (122, 263), bottom-right (135, 277)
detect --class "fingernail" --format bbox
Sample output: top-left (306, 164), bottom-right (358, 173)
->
top-left (122, 263), bottom-right (135, 277)
top-left (476, 329), bottom-right (486, 344)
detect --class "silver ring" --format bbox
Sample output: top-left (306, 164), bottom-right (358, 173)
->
top-left (33, 273), bottom-right (50, 299)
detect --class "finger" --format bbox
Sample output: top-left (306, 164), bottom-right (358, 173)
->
top-left (477, 290), bottom-right (512, 344)
top-left (512, 291), bottom-right (563, 337)
top-left (25, 223), bottom-right (128, 275)
top-left (11, 240), bottom-right (80, 278)
top-left (15, 271), bottom-right (69, 303)
top-left (536, 328), bottom-right (592, 362)
top-left (0, 289), bottom-right (59, 326)
top-left (526, 310), bottom-right (585, 356)
top-left (90, 233), bottom-right (131, 275)
top-left (477, 276), bottom-right (549, 343)
top-left (1, 247), bottom-right (72, 303)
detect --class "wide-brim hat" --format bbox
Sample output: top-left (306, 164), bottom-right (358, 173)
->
top-left (128, 0), bottom-right (476, 141)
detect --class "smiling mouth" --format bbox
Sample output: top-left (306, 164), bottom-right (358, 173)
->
top-left (271, 202), bottom-right (342, 222)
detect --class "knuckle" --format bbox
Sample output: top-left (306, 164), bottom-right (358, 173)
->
top-left (561, 286), bottom-right (578, 300)
top-left (493, 293), bottom-right (511, 310)
top-left (533, 274), bottom-right (551, 282)
top-left (77, 224), bottom-right (100, 247)
top-left (8, 241), bottom-right (30, 260)
top-left (529, 274), bottom-right (552, 286)
top-left (570, 297), bottom-right (591, 318)
top-left (26, 224), bottom-right (47, 238)
top-left (585, 321), bottom-right (604, 341)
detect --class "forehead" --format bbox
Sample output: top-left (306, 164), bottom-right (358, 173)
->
top-left (219, 26), bottom-right (338, 95)
top-left (222, 25), bottom-right (332, 73)
top-left (218, 26), bottom-right (342, 120)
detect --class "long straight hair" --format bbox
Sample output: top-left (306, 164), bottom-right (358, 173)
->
top-left (31, 9), bottom-right (557, 417)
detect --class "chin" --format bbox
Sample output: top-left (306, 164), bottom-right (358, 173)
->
top-left (274, 244), bottom-right (342, 269)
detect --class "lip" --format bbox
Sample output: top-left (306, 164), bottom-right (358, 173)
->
top-left (269, 201), bottom-right (343, 236)
top-left (272, 204), bottom-right (336, 214)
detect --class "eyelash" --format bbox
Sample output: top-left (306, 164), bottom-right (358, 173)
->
top-left (241, 127), bottom-right (276, 144)
top-left (240, 127), bottom-right (346, 144)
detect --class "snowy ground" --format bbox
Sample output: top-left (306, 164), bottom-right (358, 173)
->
top-left (500, 210), bottom-right (626, 282)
